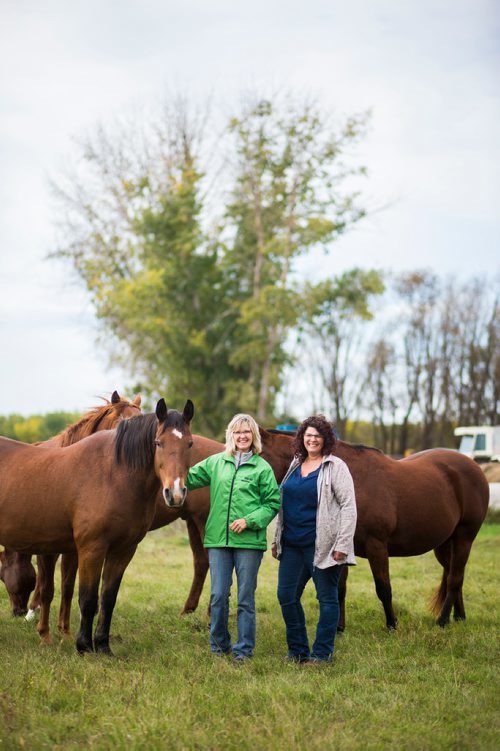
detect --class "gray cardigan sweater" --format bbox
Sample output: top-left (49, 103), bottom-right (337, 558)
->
top-left (273, 454), bottom-right (357, 568)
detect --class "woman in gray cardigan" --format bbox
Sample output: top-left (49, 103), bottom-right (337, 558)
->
top-left (272, 415), bottom-right (357, 664)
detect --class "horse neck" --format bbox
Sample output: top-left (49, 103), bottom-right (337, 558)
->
top-left (192, 435), bottom-right (224, 463)
top-left (260, 431), bottom-right (295, 482)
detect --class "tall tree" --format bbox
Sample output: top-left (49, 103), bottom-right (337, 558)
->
top-left (221, 97), bottom-right (369, 421)
top-left (53, 94), bottom-right (369, 433)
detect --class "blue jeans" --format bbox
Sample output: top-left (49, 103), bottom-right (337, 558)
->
top-left (207, 548), bottom-right (263, 658)
top-left (277, 544), bottom-right (343, 661)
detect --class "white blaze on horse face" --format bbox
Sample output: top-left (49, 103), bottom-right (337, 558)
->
top-left (173, 477), bottom-right (183, 501)
top-left (172, 429), bottom-right (183, 440)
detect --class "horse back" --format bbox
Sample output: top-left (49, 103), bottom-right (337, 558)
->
top-left (0, 433), bottom-right (117, 553)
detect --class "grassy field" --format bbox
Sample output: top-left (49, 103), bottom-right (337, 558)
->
top-left (1, 524), bottom-right (498, 750)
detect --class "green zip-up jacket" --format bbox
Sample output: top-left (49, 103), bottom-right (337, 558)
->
top-left (187, 452), bottom-right (280, 550)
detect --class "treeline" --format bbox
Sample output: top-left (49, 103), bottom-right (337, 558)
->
top-left (0, 412), bottom-right (80, 443)
top-left (50, 91), bottom-right (499, 444)
top-left (297, 271), bottom-right (499, 454)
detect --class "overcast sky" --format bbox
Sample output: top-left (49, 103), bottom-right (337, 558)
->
top-left (1, 0), bottom-right (499, 416)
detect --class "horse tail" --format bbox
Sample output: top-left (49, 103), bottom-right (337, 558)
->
top-left (429, 570), bottom-right (447, 615)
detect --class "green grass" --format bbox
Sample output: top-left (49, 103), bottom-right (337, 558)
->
top-left (1, 525), bottom-right (499, 750)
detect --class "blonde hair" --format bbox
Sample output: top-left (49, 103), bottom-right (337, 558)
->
top-left (225, 413), bottom-right (262, 455)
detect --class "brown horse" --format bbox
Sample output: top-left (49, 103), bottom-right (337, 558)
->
top-left (0, 399), bottom-right (193, 654)
top-left (259, 429), bottom-right (490, 629)
top-left (0, 391), bottom-right (141, 621)
top-left (3, 432), bottom-right (222, 635)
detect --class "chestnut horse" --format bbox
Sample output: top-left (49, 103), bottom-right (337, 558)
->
top-left (0, 399), bottom-right (193, 654)
top-left (0, 391), bottom-right (141, 620)
top-left (259, 430), bottom-right (490, 629)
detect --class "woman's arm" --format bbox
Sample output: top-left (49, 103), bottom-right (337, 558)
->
top-left (332, 461), bottom-right (357, 556)
top-left (187, 457), bottom-right (213, 490)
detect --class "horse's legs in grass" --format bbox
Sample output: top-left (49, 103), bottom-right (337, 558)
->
top-left (432, 539), bottom-right (465, 623)
top-left (337, 565), bottom-right (349, 632)
top-left (76, 549), bottom-right (106, 654)
top-left (181, 515), bottom-right (209, 615)
top-left (366, 539), bottom-right (397, 629)
top-left (93, 546), bottom-right (137, 655)
top-left (436, 528), bottom-right (473, 628)
top-left (36, 554), bottom-right (58, 644)
top-left (27, 556), bottom-right (43, 616)
top-left (58, 551), bottom-right (78, 637)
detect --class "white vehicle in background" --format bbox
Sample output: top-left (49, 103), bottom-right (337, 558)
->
top-left (454, 425), bottom-right (500, 463)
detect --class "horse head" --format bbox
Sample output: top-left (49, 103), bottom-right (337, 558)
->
top-left (154, 398), bottom-right (194, 508)
top-left (0, 550), bottom-right (37, 616)
top-left (105, 390), bottom-right (142, 426)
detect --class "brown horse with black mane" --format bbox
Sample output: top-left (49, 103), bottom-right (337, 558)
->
top-left (259, 429), bottom-right (490, 629)
top-left (0, 391), bottom-right (141, 624)
top-left (0, 399), bottom-right (193, 654)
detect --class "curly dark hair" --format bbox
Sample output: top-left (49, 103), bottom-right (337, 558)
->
top-left (292, 414), bottom-right (336, 461)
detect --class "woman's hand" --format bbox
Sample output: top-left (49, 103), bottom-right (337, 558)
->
top-left (271, 543), bottom-right (278, 559)
top-left (229, 518), bottom-right (247, 534)
top-left (333, 551), bottom-right (347, 562)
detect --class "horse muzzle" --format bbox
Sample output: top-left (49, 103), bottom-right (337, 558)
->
top-left (163, 484), bottom-right (188, 508)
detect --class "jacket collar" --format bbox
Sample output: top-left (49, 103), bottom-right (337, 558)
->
top-left (222, 451), bottom-right (259, 466)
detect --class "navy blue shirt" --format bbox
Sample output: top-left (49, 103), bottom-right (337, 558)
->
top-left (282, 464), bottom-right (320, 547)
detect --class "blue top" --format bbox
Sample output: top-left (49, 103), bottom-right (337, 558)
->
top-left (282, 464), bottom-right (320, 547)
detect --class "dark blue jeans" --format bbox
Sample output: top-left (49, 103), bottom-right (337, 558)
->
top-left (208, 547), bottom-right (263, 658)
top-left (277, 544), bottom-right (344, 661)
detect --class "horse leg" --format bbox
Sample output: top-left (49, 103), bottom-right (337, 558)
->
top-left (58, 551), bottom-right (78, 638)
top-left (36, 554), bottom-right (58, 645)
top-left (26, 555), bottom-right (43, 620)
top-left (366, 539), bottom-right (397, 629)
top-left (93, 546), bottom-right (138, 655)
top-left (76, 549), bottom-right (106, 654)
top-left (337, 565), bottom-right (349, 633)
top-left (431, 539), bottom-right (465, 623)
top-left (436, 529), bottom-right (473, 628)
top-left (181, 515), bottom-right (209, 615)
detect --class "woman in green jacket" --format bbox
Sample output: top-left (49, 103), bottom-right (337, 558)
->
top-left (187, 413), bottom-right (280, 661)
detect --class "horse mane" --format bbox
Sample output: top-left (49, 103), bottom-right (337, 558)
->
top-left (114, 409), bottom-right (188, 469)
top-left (57, 400), bottom-right (124, 447)
top-left (337, 440), bottom-right (383, 455)
top-left (114, 413), bottom-right (157, 469)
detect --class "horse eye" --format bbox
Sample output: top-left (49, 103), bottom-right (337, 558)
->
top-left (188, 440), bottom-right (193, 448)
top-left (154, 440), bottom-right (161, 448)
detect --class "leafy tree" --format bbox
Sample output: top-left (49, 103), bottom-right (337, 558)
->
top-left (222, 97), bottom-right (369, 421)
top-left (53, 94), bottom-right (370, 433)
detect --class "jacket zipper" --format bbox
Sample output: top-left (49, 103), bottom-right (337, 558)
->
top-left (225, 465), bottom-right (240, 545)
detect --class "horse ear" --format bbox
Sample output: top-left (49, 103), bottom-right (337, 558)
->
top-left (183, 399), bottom-right (194, 423)
top-left (156, 398), bottom-right (168, 423)
top-left (133, 394), bottom-right (142, 407)
top-left (111, 390), bottom-right (120, 404)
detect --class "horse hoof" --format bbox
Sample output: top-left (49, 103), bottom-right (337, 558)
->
top-left (95, 644), bottom-right (114, 656)
top-left (76, 641), bottom-right (94, 655)
top-left (25, 609), bottom-right (38, 622)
